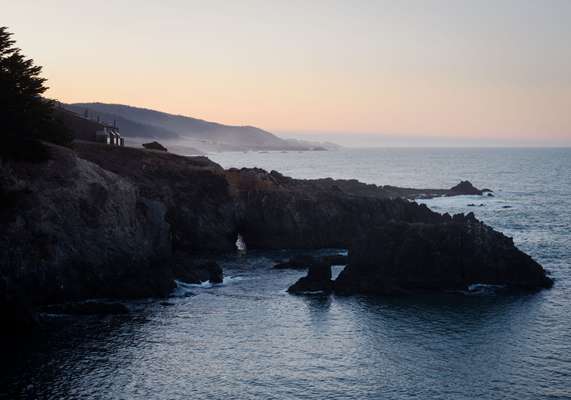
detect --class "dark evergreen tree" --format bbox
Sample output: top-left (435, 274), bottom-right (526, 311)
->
top-left (0, 26), bottom-right (72, 161)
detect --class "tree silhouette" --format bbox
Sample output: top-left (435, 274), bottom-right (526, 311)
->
top-left (0, 26), bottom-right (71, 161)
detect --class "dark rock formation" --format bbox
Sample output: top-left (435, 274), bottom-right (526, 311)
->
top-left (228, 168), bottom-right (443, 250)
top-left (448, 180), bottom-right (484, 196)
top-left (0, 141), bottom-right (548, 331)
top-left (142, 141), bottom-right (168, 152)
top-left (0, 300), bottom-right (38, 335)
top-left (41, 301), bottom-right (129, 315)
top-left (172, 255), bottom-right (223, 284)
top-left (74, 142), bottom-right (237, 252)
top-left (287, 263), bottom-right (333, 294)
top-left (334, 215), bottom-right (553, 295)
top-left (322, 254), bottom-right (348, 266)
top-left (206, 261), bottom-right (224, 284)
top-left (0, 144), bottom-right (174, 320)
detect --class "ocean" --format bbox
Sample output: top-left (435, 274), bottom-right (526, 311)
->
top-left (2, 148), bottom-right (570, 400)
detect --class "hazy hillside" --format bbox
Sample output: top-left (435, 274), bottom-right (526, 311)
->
top-left (65, 104), bottom-right (179, 140)
top-left (67, 103), bottom-right (321, 151)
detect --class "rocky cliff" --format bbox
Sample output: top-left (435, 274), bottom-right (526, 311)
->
top-left (0, 142), bottom-right (552, 332)
top-left (334, 215), bottom-right (553, 295)
top-left (74, 142), bottom-right (237, 252)
top-left (0, 145), bottom-right (174, 315)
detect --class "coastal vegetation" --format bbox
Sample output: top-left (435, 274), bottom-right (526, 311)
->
top-left (0, 27), bottom-right (71, 161)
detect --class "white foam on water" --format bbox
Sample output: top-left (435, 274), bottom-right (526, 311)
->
top-left (463, 283), bottom-right (506, 295)
top-left (172, 276), bottom-right (244, 297)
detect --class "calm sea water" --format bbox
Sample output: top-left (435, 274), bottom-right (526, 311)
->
top-left (2, 148), bottom-right (570, 400)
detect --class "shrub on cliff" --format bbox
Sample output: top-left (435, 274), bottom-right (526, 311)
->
top-left (0, 26), bottom-right (71, 162)
top-left (142, 141), bottom-right (168, 152)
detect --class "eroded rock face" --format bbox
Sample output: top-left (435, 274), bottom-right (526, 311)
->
top-left (75, 142), bottom-right (238, 252)
top-left (0, 145), bottom-right (174, 313)
top-left (334, 215), bottom-right (553, 295)
top-left (287, 263), bottom-right (333, 294)
top-left (228, 168), bottom-right (443, 250)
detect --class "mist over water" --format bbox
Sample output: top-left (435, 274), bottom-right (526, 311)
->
top-left (2, 148), bottom-right (570, 400)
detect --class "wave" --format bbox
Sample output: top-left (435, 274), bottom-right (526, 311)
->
top-left (172, 276), bottom-right (244, 297)
top-left (463, 283), bottom-right (506, 295)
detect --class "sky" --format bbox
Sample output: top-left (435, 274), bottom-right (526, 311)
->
top-left (3, 0), bottom-right (571, 146)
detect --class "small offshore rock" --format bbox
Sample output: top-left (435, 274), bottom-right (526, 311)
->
top-left (287, 262), bottom-right (333, 294)
top-left (206, 261), bottom-right (224, 284)
top-left (448, 180), bottom-right (484, 196)
top-left (172, 254), bottom-right (223, 284)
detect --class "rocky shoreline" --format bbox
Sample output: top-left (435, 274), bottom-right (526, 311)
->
top-left (0, 142), bottom-right (552, 333)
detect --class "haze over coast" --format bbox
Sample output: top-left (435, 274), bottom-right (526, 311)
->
top-left (5, 0), bottom-right (571, 147)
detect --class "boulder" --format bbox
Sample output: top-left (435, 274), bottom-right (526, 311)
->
top-left (334, 218), bottom-right (553, 295)
top-left (206, 261), bottom-right (224, 284)
top-left (172, 256), bottom-right (223, 284)
top-left (287, 263), bottom-right (333, 294)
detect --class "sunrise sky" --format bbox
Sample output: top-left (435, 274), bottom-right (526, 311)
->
top-left (4, 0), bottom-right (571, 146)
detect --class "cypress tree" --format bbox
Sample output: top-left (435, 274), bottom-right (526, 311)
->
top-left (0, 26), bottom-right (72, 161)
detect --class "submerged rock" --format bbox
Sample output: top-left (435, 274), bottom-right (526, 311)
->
top-left (334, 218), bottom-right (553, 295)
top-left (287, 263), bottom-right (333, 294)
